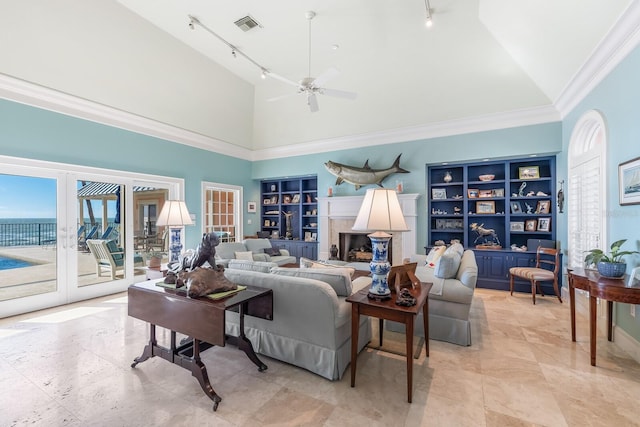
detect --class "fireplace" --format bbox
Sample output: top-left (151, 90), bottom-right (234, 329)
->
top-left (338, 232), bottom-right (392, 263)
top-left (317, 193), bottom-right (418, 264)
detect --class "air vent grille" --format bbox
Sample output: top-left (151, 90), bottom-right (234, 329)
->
top-left (234, 15), bottom-right (261, 32)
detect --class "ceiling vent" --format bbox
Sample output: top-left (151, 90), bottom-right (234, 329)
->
top-left (234, 15), bottom-right (262, 32)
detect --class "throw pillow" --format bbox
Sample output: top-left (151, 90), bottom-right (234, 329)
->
top-left (263, 247), bottom-right (281, 256)
top-left (434, 251), bottom-right (462, 279)
top-left (228, 259), bottom-right (277, 273)
top-left (234, 251), bottom-right (254, 261)
top-left (425, 246), bottom-right (446, 268)
top-left (445, 242), bottom-right (464, 258)
top-left (271, 267), bottom-right (353, 296)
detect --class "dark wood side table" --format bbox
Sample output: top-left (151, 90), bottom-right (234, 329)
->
top-left (568, 268), bottom-right (640, 366)
top-left (347, 282), bottom-right (432, 403)
top-left (128, 280), bottom-right (273, 411)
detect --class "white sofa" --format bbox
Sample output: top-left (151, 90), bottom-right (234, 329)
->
top-left (386, 248), bottom-right (478, 346)
top-left (215, 238), bottom-right (296, 267)
top-left (223, 259), bottom-right (372, 380)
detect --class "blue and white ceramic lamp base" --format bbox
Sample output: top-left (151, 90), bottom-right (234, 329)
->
top-left (367, 232), bottom-right (392, 301)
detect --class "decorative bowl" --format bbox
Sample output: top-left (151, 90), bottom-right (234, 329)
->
top-left (479, 174), bottom-right (495, 181)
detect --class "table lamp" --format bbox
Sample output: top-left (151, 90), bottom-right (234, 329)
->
top-left (352, 188), bottom-right (409, 300)
top-left (156, 200), bottom-right (194, 263)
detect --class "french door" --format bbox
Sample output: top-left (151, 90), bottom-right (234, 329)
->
top-left (0, 156), bottom-right (180, 318)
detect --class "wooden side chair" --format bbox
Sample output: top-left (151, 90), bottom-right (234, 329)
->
top-left (509, 247), bottom-right (562, 304)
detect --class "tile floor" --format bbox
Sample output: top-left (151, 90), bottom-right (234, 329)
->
top-left (1, 288), bottom-right (640, 426)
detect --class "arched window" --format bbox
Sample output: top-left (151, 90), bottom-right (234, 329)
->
top-left (567, 110), bottom-right (607, 269)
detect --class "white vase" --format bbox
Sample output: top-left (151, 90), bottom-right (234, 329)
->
top-left (444, 171), bottom-right (453, 183)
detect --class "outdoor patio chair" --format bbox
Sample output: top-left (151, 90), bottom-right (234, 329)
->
top-left (86, 239), bottom-right (144, 280)
top-left (99, 225), bottom-right (116, 240)
top-left (78, 225), bottom-right (99, 251)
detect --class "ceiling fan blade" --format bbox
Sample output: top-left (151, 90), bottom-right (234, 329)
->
top-left (321, 88), bottom-right (358, 100)
top-left (308, 93), bottom-right (319, 112)
top-left (311, 67), bottom-right (340, 88)
top-left (267, 71), bottom-right (302, 89)
top-left (267, 92), bottom-right (300, 102)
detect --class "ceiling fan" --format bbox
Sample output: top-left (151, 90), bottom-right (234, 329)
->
top-left (267, 11), bottom-right (357, 112)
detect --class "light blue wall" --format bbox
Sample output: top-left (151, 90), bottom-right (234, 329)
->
top-left (253, 122), bottom-right (563, 255)
top-left (561, 44), bottom-right (640, 338)
top-left (0, 99), bottom-right (254, 245)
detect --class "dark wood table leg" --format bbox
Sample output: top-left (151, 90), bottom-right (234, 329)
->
top-left (423, 299), bottom-right (429, 358)
top-left (405, 314), bottom-right (413, 403)
top-left (589, 294), bottom-right (597, 366)
top-left (379, 318), bottom-right (384, 346)
top-left (131, 324), bottom-right (156, 368)
top-left (607, 300), bottom-right (614, 341)
top-left (350, 304), bottom-right (359, 388)
top-left (188, 339), bottom-right (222, 411)
top-left (569, 276), bottom-right (577, 342)
top-left (233, 302), bottom-right (267, 371)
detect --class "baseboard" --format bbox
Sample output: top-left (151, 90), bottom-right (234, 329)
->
top-left (561, 285), bottom-right (640, 364)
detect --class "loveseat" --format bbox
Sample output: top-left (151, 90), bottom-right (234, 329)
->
top-left (223, 259), bottom-right (372, 380)
top-left (386, 245), bottom-right (478, 346)
top-left (215, 238), bottom-right (296, 267)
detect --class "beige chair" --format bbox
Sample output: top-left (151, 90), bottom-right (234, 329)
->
top-left (86, 239), bottom-right (144, 280)
top-left (509, 247), bottom-right (562, 304)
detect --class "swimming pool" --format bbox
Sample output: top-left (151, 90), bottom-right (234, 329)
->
top-left (0, 256), bottom-right (35, 270)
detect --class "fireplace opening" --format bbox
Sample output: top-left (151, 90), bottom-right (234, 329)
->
top-left (338, 232), bottom-right (392, 263)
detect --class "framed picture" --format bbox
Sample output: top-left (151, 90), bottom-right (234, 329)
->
top-left (247, 201), bottom-right (257, 213)
top-left (476, 201), bottom-right (495, 214)
top-left (525, 219), bottom-right (537, 231)
top-left (536, 200), bottom-right (550, 214)
top-left (432, 188), bottom-right (447, 199)
top-left (304, 231), bottom-right (312, 241)
top-left (478, 189), bottom-right (493, 198)
top-left (510, 222), bottom-right (524, 232)
top-left (519, 166), bottom-right (540, 180)
top-left (537, 218), bottom-right (551, 232)
top-left (310, 232), bottom-right (317, 241)
top-left (264, 219), bottom-right (271, 227)
top-left (291, 194), bottom-right (300, 203)
top-left (270, 195), bottom-right (279, 204)
top-left (283, 194), bottom-right (292, 204)
top-left (468, 189), bottom-right (479, 198)
top-left (492, 188), bottom-right (505, 197)
top-left (510, 201), bottom-right (522, 214)
top-left (619, 156), bottom-right (640, 205)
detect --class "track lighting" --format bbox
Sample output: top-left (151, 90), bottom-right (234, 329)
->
top-left (424, 0), bottom-right (433, 28)
top-left (261, 69), bottom-right (267, 79)
top-left (231, 48), bottom-right (236, 58)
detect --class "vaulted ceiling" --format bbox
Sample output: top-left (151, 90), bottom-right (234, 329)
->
top-left (0, 1), bottom-right (636, 159)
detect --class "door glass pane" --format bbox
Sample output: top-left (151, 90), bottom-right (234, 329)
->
top-left (77, 180), bottom-right (129, 286)
top-left (204, 185), bottom-right (238, 243)
top-left (0, 174), bottom-right (57, 301)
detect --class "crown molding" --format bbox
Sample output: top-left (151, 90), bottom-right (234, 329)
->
top-left (0, 73), bottom-right (252, 160)
top-left (251, 105), bottom-right (561, 160)
top-left (555, 0), bottom-right (640, 117)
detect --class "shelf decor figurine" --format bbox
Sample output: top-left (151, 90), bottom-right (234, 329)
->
top-left (470, 222), bottom-right (501, 249)
top-left (443, 171), bottom-right (453, 183)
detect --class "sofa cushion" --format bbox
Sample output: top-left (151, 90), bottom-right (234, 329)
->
top-left (243, 238), bottom-right (273, 254)
top-left (228, 259), bottom-right (278, 273)
top-left (270, 267), bottom-right (353, 296)
top-left (445, 242), bottom-right (464, 258)
top-left (216, 242), bottom-right (248, 261)
top-left (300, 257), bottom-right (356, 277)
top-left (235, 251), bottom-right (254, 261)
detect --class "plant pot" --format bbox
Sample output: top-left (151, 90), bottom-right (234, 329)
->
top-left (597, 261), bottom-right (626, 278)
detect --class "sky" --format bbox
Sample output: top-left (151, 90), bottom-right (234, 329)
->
top-left (0, 175), bottom-right (116, 219)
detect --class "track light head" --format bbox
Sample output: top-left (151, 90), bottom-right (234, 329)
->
top-left (231, 49), bottom-right (236, 58)
top-left (188, 15), bottom-right (199, 30)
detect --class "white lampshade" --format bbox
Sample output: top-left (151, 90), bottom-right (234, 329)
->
top-left (156, 200), bottom-right (194, 227)
top-left (352, 188), bottom-right (409, 232)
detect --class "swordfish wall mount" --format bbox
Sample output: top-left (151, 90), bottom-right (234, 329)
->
top-left (324, 154), bottom-right (410, 191)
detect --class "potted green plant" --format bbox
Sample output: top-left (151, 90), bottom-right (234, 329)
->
top-left (584, 239), bottom-right (639, 278)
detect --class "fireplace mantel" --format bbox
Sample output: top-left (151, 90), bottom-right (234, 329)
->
top-left (317, 193), bottom-right (419, 264)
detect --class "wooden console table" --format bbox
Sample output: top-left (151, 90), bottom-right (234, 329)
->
top-left (128, 280), bottom-right (273, 411)
top-left (568, 268), bottom-right (640, 366)
top-left (347, 282), bottom-right (432, 403)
